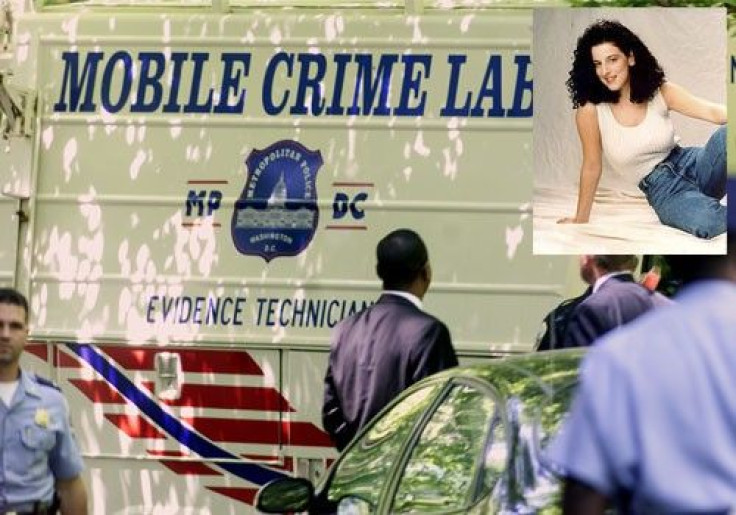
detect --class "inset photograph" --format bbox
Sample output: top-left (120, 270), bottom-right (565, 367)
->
top-left (533, 8), bottom-right (727, 254)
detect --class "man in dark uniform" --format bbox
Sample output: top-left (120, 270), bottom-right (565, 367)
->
top-left (0, 288), bottom-right (87, 514)
top-left (561, 255), bottom-right (670, 348)
top-left (322, 229), bottom-right (458, 451)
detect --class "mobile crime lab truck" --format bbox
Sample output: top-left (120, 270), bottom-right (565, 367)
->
top-left (0, 0), bottom-right (579, 512)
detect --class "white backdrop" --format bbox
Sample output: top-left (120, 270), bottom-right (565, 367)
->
top-left (533, 8), bottom-right (725, 191)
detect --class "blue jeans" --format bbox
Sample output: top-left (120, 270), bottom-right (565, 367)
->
top-left (638, 125), bottom-right (726, 239)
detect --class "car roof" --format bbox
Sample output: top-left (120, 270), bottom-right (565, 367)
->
top-left (420, 349), bottom-right (584, 436)
top-left (426, 348), bottom-right (584, 401)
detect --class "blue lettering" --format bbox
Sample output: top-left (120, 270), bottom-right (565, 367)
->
top-left (440, 55), bottom-right (471, 117)
top-left (163, 52), bottom-right (188, 113)
top-left (233, 298), bottom-right (245, 325)
top-left (255, 297), bottom-right (268, 325)
top-left (145, 295), bottom-right (247, 325)
top-left (207, 190), bottom-right (222, 215)
top-left (146, 296), bottom-right (158, 323)
top-left (220, 297), bottom-right (233, 325)
top-left (55, 50), bottom-right (532, 119)
top-left (207, 297), bottom-right (220, 324)
top-left (186, 190), bottom-right (207, 217)
top-left (470, 55), bottom-right (504, 117)
top-left (347, 300), bottom-right (361, 317)
top-left (54, 51), bottom-right (103, 112)
top-left (307, 300), bottom-right (320, 327)
top-left (395, 54), bottom-right (430, 116)
top-left (266, 298), bottom-right (278, 326)
top-left (263, 53), bottom-right (293, 115)
top-left (184, 53), bottom-right (214, 113)
top-left (319, 299), bottom-right (328, 327)
top-left (100, 51), bottom-right (133, 114)
top-left (291, 53), bottom-right (327, 115)
top-left (350, 192), bottom-right (368, 219)
top-left (279, 299), bottom-right (291, 326)
top-left (214, 53), bottom-right (251, 114)
top-left (178, 297), bottom-right (192, 323)
top-left (192, 296), bottom-right (205, 324)
top-left (508, 55), bottom-right (533, 118)
top-left (332, 192), bottom-right (350, 219)
top-left (325, 53), bottom-right (352, 116)
top-left (292, 299), bottom-right (305, 327)
top-left (131, 52), bottom-right (165, 113)
top-left (348, 54), bottom-right (398, 116)
top-left (162, 296), bottom-right (176, 320)
top-left (327, 299), bottom-right (341, 327)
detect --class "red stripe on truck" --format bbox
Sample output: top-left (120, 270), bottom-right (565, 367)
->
top-left (104, 414), bottom-right (332, 447)
top-left (25, 344), bottom-right (49, 362)
top-left (190, 418), bottom-right (333, 447)
top-left (57, 350), bottom-right (82, 368)
top-left (104, 414), bottom-right (166, 439)
top-left (70, 379), bottom-right (295, 412)
top-left (160, 460), bottom-right (223, 476)
top-left (102, 347), bottom-right (265, 375)
top-left (164, 384), bottom-right (294, 412)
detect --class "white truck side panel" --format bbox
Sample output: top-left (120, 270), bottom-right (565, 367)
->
top-left (3, 6), bottom-right (581, 513)
top-left (23, 12), bottom-right (567, 352)
top-left (0, 196), bottom-right (17, 286)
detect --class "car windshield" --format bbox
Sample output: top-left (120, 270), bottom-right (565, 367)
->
top-left (494, 354), bottom-right (580, 510)
top-left (315, 353), bottom-right (582, 514)
top-left (493, 353), bottom-right (580, 435)
top-left (325, 384), bottom-right (443, 510)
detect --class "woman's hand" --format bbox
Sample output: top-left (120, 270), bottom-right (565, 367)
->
top-left (557, 216), bottom-right (588, 224)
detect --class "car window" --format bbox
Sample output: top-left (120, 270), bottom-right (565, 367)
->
top-left (506, 387), bottom-right (571, 511)
top-left (478, 411), bottom-right (507, 497)
top-left (391, 383), bottom-right (498, 512)
top-left (326, 384), bottom-right (442, 511)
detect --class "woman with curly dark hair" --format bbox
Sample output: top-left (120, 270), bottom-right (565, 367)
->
top-left (558, 20), bottom-right (726, 239)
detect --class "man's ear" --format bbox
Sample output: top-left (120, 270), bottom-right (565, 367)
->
top-left (422, 262), bottom-right (432, 284)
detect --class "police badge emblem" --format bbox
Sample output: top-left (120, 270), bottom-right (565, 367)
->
top-left (232, 140), bottom-right (322, 262)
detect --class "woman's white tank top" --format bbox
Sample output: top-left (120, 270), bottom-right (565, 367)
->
top-left (596, 89), bottom-right (678, 185)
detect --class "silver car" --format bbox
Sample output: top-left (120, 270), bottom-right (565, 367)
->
top-left (256, 350), bottom-right (582, 514)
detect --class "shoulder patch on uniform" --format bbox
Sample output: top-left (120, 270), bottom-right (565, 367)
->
top-left (34, 374), bottom-right (62, 391)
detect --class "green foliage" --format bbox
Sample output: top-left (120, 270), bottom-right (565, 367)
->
top-left (565, 0), bottom-right (736, 31)
top-left (393, 385), bottom-right (497, 512)
top-left (569, 0), bottom-right (730, 8)
top-left (328, 384), bottom-right (442, 509)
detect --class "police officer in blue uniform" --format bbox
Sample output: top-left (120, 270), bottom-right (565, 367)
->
top-left (0, 288), bottom-right (87, 515)
top-left (547, 181), bottom-right (736, 513)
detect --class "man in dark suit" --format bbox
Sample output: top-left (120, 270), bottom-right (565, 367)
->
top-left (562, 255), bottom-right (670, 348)
top-left (322, 229), bottom-right (458, 451)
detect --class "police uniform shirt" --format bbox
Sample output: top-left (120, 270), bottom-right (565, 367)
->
top-left (0, 370), bottom-right (84, 507)
top-left (546, 280), bottom-right (736, 513)
top-left (0, 381), bottom-right (18, 407)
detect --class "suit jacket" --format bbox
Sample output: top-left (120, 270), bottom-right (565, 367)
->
top-left (536, 287), bottom-right (592, 351)
top-left (322, 293), bottom-right (458, 450)
top-left (563, 273), bottom-right (672, 348)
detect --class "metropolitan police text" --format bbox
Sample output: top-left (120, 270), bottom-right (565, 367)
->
top-left (53, 51), bottom-right (533, 118)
